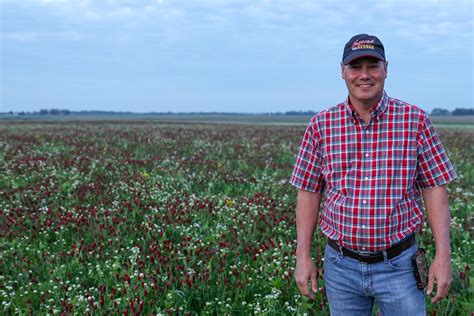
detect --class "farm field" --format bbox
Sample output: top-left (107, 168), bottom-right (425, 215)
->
top-left (0, 119), bottom-right (472, 315)
top-left (2, 114), bottom-right (473, 127)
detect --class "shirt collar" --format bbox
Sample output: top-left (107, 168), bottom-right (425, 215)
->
top-left (344, 91), bottom-right (389, 120)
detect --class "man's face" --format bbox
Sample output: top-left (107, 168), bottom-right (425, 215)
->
top-left (341, 57), bottom-right (388, 108)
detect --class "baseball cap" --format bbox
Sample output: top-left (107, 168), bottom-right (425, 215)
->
top-left (342, 34), bottom-right (385, 64)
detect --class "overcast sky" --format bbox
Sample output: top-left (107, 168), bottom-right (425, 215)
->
top-left (1, 0), bottom-right (473, 113)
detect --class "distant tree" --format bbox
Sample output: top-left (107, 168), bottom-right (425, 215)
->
top-left (60, 109), bottom-right (70, 115)
top-left (50, 109), bottom-right (60, 115)
top-left (19, 111), bottom-right (26, 116)
top-left (285, 110), bottom-right (316, 115)
top-left (39, 109), bottom-right (49, 115)
top-left (430, 108), bottom-right (450, 116)
top-left (452, 108), bottom-right (474, 115)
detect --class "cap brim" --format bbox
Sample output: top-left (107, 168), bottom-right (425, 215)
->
top-left (343, 51), bottom-right (385, 64)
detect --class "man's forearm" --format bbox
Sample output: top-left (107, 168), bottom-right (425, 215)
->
top-left (422, 185), bottom-right (453, 302)
top-left (295, 190), bottom-right (322, 258)
top-left (422, 186), bottom-right (451, 258)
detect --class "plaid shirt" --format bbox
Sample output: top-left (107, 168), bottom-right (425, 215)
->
top-left (291, 91), bottom-right (457, 252)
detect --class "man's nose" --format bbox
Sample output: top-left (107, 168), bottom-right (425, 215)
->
top-left (359, 67), bottom-right (370, 79)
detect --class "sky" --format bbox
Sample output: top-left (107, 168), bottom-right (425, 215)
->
top-left (1, 0), bottom-right (473, 113)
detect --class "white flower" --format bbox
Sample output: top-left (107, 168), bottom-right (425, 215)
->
top-left (287, 305), bottom-right (297, 312)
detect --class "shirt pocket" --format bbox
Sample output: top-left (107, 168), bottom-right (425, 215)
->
top-left (390, 140), bottom-right (417, 173)
top-left (377, 138), bottom-right (414, 168)
top-left (379, 139), bottom-right (418, 191)
top-left (391, 140), bottom-right (411, 163)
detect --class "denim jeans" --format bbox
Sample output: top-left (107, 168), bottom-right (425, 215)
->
top-left (323, 242), bottom-right (426, 316)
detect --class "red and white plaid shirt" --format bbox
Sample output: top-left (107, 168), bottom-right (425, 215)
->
top-left (291, 91), bottom-right (457, 252)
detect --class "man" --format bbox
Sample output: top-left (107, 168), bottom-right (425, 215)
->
top-left (290, 34), bottom-right (457, 315)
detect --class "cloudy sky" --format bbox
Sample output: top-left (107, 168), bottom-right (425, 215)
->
top-left (1, 0), bottom-right (472, 113)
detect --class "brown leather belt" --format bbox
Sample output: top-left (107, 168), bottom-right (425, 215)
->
top-left (327, 235), bottom-right (416, 264)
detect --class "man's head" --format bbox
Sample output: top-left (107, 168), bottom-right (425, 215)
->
top-left (341, 34), bottom-right (388, 109)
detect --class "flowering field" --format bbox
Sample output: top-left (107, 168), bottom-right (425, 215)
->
top-left (0, 120), bottom-right (472, 315)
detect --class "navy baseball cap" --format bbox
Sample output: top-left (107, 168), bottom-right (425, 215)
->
top-left (342, 34), bottom-right (385, 64)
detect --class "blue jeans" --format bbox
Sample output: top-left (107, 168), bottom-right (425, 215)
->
top-left (323, 242), bottom-right (426, 316)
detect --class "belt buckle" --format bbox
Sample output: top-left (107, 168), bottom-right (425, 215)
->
top-left (357, 251), bottom-right (381, 263)
top-left (357, 253), bottom-right (371, 263)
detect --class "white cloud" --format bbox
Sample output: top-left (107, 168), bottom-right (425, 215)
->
top-left (2, 0), bottom-right (470, 59)
top-left (2, 0), bottom-right (169, 22)
top-left (1, 31), bottom-right (40, 42)
top-left (4, 0), bottom-right (470, 39)
top-left (1, 30), bottom-right (84, 43)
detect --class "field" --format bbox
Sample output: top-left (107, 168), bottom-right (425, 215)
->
top-left (0, 118), bottom-right (472, 315)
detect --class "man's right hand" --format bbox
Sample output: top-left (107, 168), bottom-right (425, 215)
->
top-left (295, 255), bottom-right (318, 300)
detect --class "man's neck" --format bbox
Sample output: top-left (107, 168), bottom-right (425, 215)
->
top-left (348, 101), bottom-right (374, 124)
top-left (348, 94), bottom-right (383, 124)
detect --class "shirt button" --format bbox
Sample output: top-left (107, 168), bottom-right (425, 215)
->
top-left (362, 200), bottom-right (367, 204)
top-left (362, 247), bottom-right (366, 251)
top-left (365, 153), bottom-right (370, 158)
top-left (364, 176), bottom-right (369, 181)
top-left (365, 130), bottom-right (369, 134)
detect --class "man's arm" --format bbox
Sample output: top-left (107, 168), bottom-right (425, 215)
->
top-left (295, 189), bottom-right (322, 300)
top-left (422, 185), bottom-right (452, 304)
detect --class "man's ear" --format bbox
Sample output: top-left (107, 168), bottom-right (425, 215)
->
top-left (341, 62), bottom-right (346, 79)
top-left (384, 61), bottom-right (388, 79)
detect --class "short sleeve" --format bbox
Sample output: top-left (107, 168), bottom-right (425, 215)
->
top-left (290, 120), bottom-right (326, 192)
top-left (416, 115), bottom-right (457, 188)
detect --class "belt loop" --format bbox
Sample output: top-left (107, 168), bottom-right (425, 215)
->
top-left (338, 242), bottom-right (344, 258)
top-left (383, 250), bottom-right (388, 263)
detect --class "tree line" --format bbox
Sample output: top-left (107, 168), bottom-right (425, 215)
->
top-left (431, 108), bottom-right (474, 116)
top-left (2, 108), bottom-right (472, 116)
top-left (2, 109), bottom-right (71, 116)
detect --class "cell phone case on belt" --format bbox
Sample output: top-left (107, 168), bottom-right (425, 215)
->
top-left (411, 248), bottom-right (429, 290)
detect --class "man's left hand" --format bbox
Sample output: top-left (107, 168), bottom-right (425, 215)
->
top-left (426, 256), bottom-right (452, 303)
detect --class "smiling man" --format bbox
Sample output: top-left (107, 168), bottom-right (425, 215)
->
top-left (291, 34), bottom-right (457, 315)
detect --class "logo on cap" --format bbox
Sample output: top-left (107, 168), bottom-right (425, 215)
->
top-left (352, 39), bottom-right (375, 50)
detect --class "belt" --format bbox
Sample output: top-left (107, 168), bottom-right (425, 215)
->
top-left (327, 235), bottom-right (416, 264)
